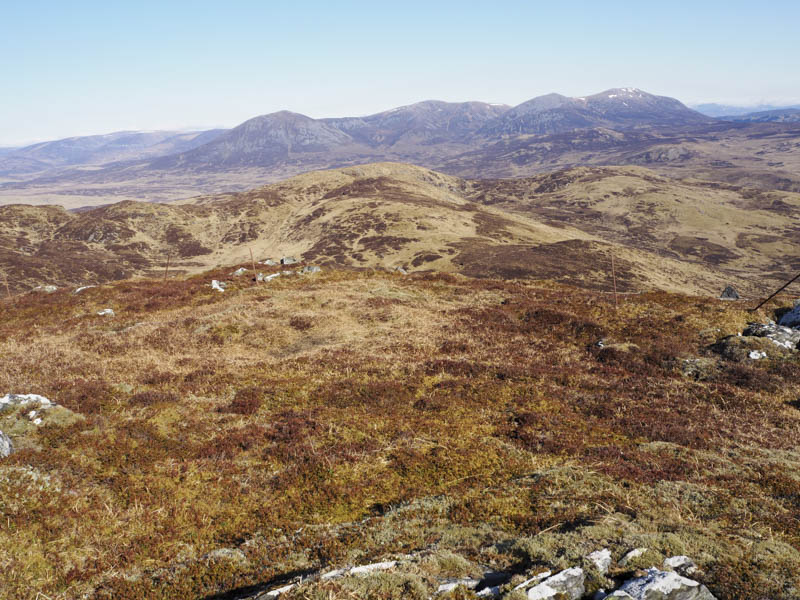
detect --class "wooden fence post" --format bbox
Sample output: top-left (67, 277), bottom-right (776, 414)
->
top-left (250, 248), bottom-right (258, 283)
top-left (163, 253), bottom-right (171, 282)
top-left (611, 253), bottom-right (619, 310)
top-left (1, 270), bottom-right (10, 300)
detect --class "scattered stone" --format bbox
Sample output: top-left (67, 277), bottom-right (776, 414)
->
top-left (202, 547), bottom-right (248, 564)
top-left (742, 322), bottom-right (800, 350)
top-left (74, 285), bottom-right (96, 294)
top-left (320, 568), bottom-right (347, 581)
top-left (282, 271), bottom-right (295, 276)
top-left (476, 585), bottom-right (501, 597)
top-left (264, 273), bottom-right (281, 282)
top-left (619, 548), bottom-right (648, 567)
top-left (232, 267), bottom-right (248, 276)
top-left (617, 567), bottom-right (716, 600)
top-left (280, 256), bottom-right (298, 265)
top-left (0, 430), bottom-right (12, 458)
top-left (211, 280), bottom-right (226, 292)
top-left (525, 567), bottom-right (585, 600)
top-left (748, 350), bottom-right (767, 360)
top-left (663, 556), bottom-right (699, 577)
top-left (587, 548), bottom-right (613, 575)
top-left (436, 578), bottom-right (480, 593)
top-left (34, 285), bottom-right (58, 293)
top-left (97, 308), bottom-right (115, 317)
top-left (301, 265), bottom-right (321, 274)
top-left (349, 560), bottom-right (397, 575)
top-left (513, 571), bottom-right (552, 590)
top-left (719, 285), bottom-right (740, 300)
top-left (395, 266), bottom-right (408, 275)
top-left (262, 582), bottom-right (298, 598)
top-left (778, 302), bottom-right (800, 329)
top-left (260, 259), bottom-right (278, 266)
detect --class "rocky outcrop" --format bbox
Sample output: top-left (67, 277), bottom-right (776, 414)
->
top-left (0, 394), bottom-right (53, 409)
top-left (742, 322), bottom-right (800, 350)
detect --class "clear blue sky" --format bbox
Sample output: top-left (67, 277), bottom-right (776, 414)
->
top-left (2, 0), bottom-right (799, 145)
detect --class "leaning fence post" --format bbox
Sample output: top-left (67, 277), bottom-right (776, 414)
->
top-left (611, 253), bottom-right (619, 311)
top-left (1, 270), bottom-right (10, 300)
top-left (163, 253), bottom-right (171, 282)
top-left (250, 248), bottom-right (258, 283)
top-left (751, 271), bottom-right (800, 312)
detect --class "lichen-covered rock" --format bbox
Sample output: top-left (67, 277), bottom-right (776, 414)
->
top-left (211, 280), bottom-right (226, 292)
top-left (232, 267), bottom-right (248, 276)
top-left (1, 394), bottom-right (53, 410)
top-left (742, 322), bottom-right (800, 350)
top-left (0, 430), bottom-right (12, 458)
top-left (349, 560), bottom-right (397, 575)
top-left (526, 567), bottom-right (585, 599)
top-left (97, 308), bottom-right (115, 317)
top-left (436, 578), bottom-right (480, 593)
top-left (280, 256), bottom-right (298, 265)
top-left (202, 547), bottom-right (248, 564)
top-left (301, 265), bottom-right (321, 274)
top-left (619, 548), bottom-right (648, 567)
top-left (663, 556), bottom-right (699, 577)
top-left (617, 568), bottom-right (716, 600)
top-left (709, 334), bottom-right (785, 361)
top-left (587, 548), bottom-right (613, 574)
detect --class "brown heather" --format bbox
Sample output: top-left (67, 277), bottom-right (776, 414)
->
top-left (0, 267), bottom-right (799, 599)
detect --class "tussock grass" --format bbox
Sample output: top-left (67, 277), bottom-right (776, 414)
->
top-left (0, 269), bottom-right (798, 599)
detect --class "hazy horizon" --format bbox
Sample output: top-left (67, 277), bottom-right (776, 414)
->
top-left (3, 0), bottom-right (799, 146)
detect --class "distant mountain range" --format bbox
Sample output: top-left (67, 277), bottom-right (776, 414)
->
top-left (717, 108), bottom-right (800, 123)
top-left (152, 89), bottom-right (712, 171)
top-left (693, 102), bottom-right (800, 117)
top-left (2, 88), bottom-right (800, 207)
top-left (0, 129), bottom-right (226, 178)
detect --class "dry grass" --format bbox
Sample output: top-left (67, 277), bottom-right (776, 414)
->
top-left (0, 267), bottom-right (799, 599)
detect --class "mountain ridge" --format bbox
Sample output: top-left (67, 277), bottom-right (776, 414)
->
top-left (2, 89), bottom-right (799, 208)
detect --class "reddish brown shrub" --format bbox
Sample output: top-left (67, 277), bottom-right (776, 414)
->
top-left (52, 378), bottom-right (115, 414)
top-left (218, 387), bottom-right (265, 415)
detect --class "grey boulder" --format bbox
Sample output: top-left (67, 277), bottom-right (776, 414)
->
top-left (778, 303), bottom-right (800, 329)
top-left (526, 567), bottom-right (585, 600)
top-left (617, 568), bottom-right (716, 600)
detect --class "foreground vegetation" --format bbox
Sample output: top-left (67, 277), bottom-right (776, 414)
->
top-left (1, 266), bottom-right (799, 599)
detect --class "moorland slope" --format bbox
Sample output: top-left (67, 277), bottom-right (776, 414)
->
top-left (1, 163), bottom-right (798, 298)
top-left (1, 266), bottom-right (799, 599)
